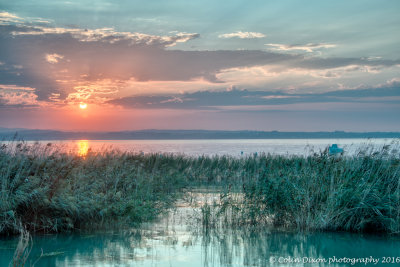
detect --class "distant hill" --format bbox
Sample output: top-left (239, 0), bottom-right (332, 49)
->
top-left (1, 128), bottom-right (400, 140)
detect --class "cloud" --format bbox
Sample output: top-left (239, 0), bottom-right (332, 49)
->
top-left (0, 84), bottom-right (35, 91)
top-left (160, 96), bottom-right (184, 104)
top-left (0, 11), bottom-right (22, 24)
top-left (0, 84), bottom-right (38, 106)
top-left (10, 24), bottom-right (200, 47)
top-left (266, 43), bottom-right (336, 52)
top-left (0, 23), bottom-right (298, 86)
top-left (378, 78), bottom-right (400, 88)
top-left (0, 11), bottom-right (51, 25)
top-left (219, 31), bottom-right (266, 39)
top-left (1, 11), bottom-right (400, 106)
top-left (45, 53), bottom-right (64, 64)
top-left (66, 80), bottom-right (119, 104)
top-left (49, 93), bottom-right (61, 102)
top-left (108, 87), bottom-right (400, 110)
top-left (215, 63), bottom-right (400, 93)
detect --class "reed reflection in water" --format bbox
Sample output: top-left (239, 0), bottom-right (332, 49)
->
top-left (1, 192), bottom-right (400, 266)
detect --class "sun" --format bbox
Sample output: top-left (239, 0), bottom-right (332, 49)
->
top-left (79, 103), bottom-right (87, 109)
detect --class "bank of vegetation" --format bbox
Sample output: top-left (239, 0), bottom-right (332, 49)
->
top-left (1, 141), bottom-right (399, 236)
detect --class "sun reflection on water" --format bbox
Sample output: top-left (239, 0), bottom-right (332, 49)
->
top-left (77, 140), bottom-right (89, 157)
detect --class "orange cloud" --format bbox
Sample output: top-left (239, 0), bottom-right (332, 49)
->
top-left (0, 84), bottom-right (38, 105)
top-left (45, 53), bottom-right (64, 64)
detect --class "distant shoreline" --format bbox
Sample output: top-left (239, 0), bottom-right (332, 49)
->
top-left (1, 128), bottom-right (400, 141)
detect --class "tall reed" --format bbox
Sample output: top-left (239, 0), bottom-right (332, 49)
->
top-left (0, 142), bottom-right (188, 234)
top-left (201, 145), bottom-right (400, 234)
top-left (10, 227), bottom-right (32, 267)
top-left (1, 141), bottom-right (399, 235)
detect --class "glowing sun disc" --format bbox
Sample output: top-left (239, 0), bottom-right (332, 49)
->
top-left (79, 103), bottom-right (87, 109)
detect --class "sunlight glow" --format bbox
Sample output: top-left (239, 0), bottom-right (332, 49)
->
top-left (77, 140), bottom-right (89, 157)
top-left (79, 103), bottom-right (87, 109)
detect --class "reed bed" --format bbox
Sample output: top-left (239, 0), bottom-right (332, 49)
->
top-left (198, 143), bottom-right (400, 234)
top-left (0, 142), bottom-right (189, 235)
top-left (1, 141), bottom-right (399, 235)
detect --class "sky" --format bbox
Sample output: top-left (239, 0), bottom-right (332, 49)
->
top-left (0, 0), bottom-right (399, 132)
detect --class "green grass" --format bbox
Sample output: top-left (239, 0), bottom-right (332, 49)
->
top-left (1, 141), bottom-right (400, 235)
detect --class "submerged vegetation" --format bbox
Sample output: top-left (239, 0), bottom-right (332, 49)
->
top-left (1, 141), bottom-right (400, 236)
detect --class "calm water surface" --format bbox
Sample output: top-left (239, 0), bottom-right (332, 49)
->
top-left (2, 139), bottom-right (399, 266)
top-left (1, 191), bottom-right (400, 267)
top-left (24, 138), bottom-right (398, 157)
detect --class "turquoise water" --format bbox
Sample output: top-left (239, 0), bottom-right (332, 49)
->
top-left (2, 140), bottom-right (399, 266)
top-left (2, 192), bottom-right (400, 267)
top-left (2, 229), bottom-right (400, 266)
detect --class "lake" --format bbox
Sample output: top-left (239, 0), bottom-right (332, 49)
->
top-left (1, 138), bottom-right (399, 266)
top-left (19, 138), bottom-right (398, 157)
